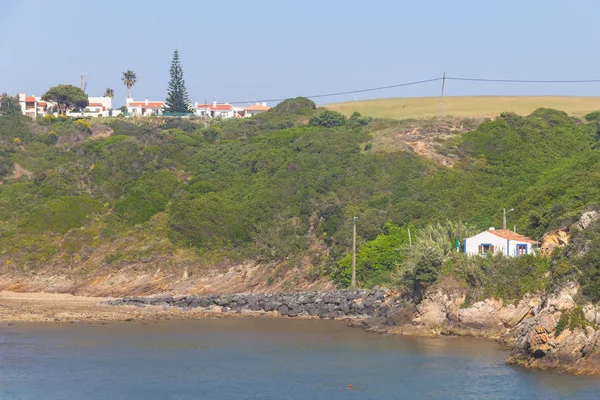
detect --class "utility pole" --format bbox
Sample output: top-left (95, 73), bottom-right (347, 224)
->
top-left (439, 72), bottom-right (446, 117)
top-left (81, 74), bottom-right (86, 92)
top-left (351, 216), bottom-right (357, 289)
top-left (204, 99), bottom-right (208, 129)
top-left (503, 208), bottom-right (514, 230)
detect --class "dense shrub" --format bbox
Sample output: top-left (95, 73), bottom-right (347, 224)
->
top-left (25, 196), bottom-right (104, 234)
top-left (271, 97), bottom-right (316, 115)
top-left (309, 110), bottom-right (347, 128)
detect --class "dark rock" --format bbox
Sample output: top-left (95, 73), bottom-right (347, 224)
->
top-left (278, 305), bottom-right (289, 316)
top-left (198, 298), bottom-right (212, 308)
top-left (215, 298), bottom-right (230, 307)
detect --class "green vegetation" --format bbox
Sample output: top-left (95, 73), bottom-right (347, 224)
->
top-left (122, 70), bottom-right (137, 99)
top-left (0, 93), bottom-right (21, 116)
top-left (41, 85), bottom-right (88, 115)
top-left (164, 49), bottom-right (192, 113)
top-left (555, 307), bottom-right (592, 337)
top-left (3, 99), bottom-right (600, 300)
top-left (440, 253), bottom-right (551, 303)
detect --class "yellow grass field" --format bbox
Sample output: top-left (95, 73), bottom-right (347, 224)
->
top-left (324, 96), bottom-right (600, 119)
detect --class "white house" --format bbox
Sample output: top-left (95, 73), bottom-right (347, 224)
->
top-left (67, 96), bottom-right (114, 117)
top-left (195, 101), bottom-right (236, 119)
top-left (18, 93), bottom-right (51, 118)
top-left (126, 98), bottom-right (165, 116)
top-left (463, 228), bottom-right (539, 257)
top-left (239, 103), bottom-right (270, 117)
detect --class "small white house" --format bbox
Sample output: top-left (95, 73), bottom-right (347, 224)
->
top-left (18, 94), bottom-right (52, 118)
top-left (194, 101), bottom-right (236, 119)
top-left (240, 103), bottom-right (270, 117)
top-left (126, 98), bottom-right (165, 116)
top-left (463, 228), bottom-right (539, 257)
top-left (66, 96), bottom-right (114, 117)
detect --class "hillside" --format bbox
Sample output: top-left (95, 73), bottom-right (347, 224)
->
top-left (2, 100), bottom-right (600, 299)
top-left (325, 96), bottom-right (600, 119)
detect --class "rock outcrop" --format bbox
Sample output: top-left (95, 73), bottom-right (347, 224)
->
top-left (506, 283), bottom-right (600, 374)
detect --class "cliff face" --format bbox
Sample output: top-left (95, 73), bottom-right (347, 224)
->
top-left (372, 282), bottom-right (600, 374)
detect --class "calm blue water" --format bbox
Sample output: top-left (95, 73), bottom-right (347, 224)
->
top-left (0, 318), bottom-right (599, 400)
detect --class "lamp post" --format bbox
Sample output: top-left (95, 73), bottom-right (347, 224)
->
top-left (503, 208), bottom-right (514, 230)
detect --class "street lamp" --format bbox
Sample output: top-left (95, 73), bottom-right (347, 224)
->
top-left (503, 208), bottom-right (514, 230)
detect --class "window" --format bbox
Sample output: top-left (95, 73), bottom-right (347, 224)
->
top-left (478, 244), bottom-right (494, 254)
top-left (517, 244), bottom-right (527, 256)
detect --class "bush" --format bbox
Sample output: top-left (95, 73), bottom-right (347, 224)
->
top-left (272, 97), bottom-right (316, 115)
top-left (309, 110), bottom-right (347, 128)
top-left (584, 111), bottom-right (600, 122)
top-left (25, 196), bottom-right (104, 234)
top-left (555, 307), bottom-right (592, 337)
top-left (75, 119), bottom-right (92, 131)
top-left (335, 223), bottom-right (409, 287)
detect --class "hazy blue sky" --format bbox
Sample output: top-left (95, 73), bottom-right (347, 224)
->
top-left (1, 0), bottom-right (599, 106)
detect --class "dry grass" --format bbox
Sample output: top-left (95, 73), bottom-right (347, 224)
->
top-left (325, 96), bottom-right (600, 119)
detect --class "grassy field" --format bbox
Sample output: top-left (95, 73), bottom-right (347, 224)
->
top-left (325, 96), bottom-right (600, 119)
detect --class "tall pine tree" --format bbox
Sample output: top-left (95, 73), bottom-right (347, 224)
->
top-left (164, 49), bottom-right (192, 113)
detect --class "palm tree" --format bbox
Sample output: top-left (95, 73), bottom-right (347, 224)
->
top-left (104, 88), bottom-right (114, 98)
top-left (121, 70), bottom-right (137, 98)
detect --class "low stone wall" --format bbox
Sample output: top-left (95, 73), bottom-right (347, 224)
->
top-left (108, 289), bottom-right (407, 319)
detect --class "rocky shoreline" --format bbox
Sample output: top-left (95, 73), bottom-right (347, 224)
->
top-left (108, 282), bottom-right (600, 375)
top-left (108, 289), bottom-right (408, 320)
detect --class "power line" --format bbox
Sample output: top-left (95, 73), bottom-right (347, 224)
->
top-left (228, 75), bottom-right (600, 105)
top-left (446, 77), bottom-right (600, 83)
top-left (228, 77), bottom-right (443, 105)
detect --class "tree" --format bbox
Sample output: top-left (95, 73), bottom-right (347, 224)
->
top-left (308, 110), bottom-right (347, 128)
top-left (41, 85), bottom-right (88, 115)
top-left (122, 70), bottom-right (137, 98)
top-left (164, 49), bottom-right (192, 113)
top-left (0, 93), bottom-right (21, 116)
top-left (104, 88), bottom-right (114, 98)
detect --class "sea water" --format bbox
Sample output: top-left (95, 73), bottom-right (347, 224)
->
top-left (0, 318), bottom-right (599, 400)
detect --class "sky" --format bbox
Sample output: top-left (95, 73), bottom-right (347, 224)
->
top-left (1, 0), bottom-right (600, 107)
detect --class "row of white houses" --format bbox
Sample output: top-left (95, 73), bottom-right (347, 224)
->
top-left (18, 93), bottom-right (118, 118)
top-left (17, 94), bottom-right (270, 119)
top-left (125, 98), bottom-right (270, 118)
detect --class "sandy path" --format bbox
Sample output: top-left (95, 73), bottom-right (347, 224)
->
top-left (0, 291), bottom-right (215, 323)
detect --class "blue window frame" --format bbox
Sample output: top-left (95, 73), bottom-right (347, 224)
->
top-left (479, 243), bottom-right (493, 254)
top-left (517, 244), bottom-right (527, 256)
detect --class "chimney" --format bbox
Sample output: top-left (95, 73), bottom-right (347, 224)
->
top-left (194, 102), bottom-right (198, 108)
top-left (145, 98), bottom-right (149, 106)
top-left (489, 227), bottom-right (495, 231)
top-left (213, 100), bottom-right (217, 107)
top-left (125, 97), bottom-right (133, 104)
top-left (262, 102), bottom-right (267, 107)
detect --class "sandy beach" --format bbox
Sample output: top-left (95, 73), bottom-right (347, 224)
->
top-left (0, 291), bottom-right (218, 323)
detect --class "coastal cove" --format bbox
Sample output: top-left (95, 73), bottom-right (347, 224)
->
top-left (2, 318), bottom-right (600, 400)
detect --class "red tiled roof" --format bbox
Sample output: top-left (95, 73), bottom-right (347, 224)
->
top-left (196, 103), bottom-right (233, 111)
top-left (489, 229), bottom-right (540, 244)
top-left (25, 96), bottom-right (36, 102)
top-left (128, 101), bottom-right (164, 108)
top-left (38, 101), bottom-right (47, 106)
top-left (241, 104), bottom-right (270, 111)
top-left (88, 103), bottom-right (103, 107)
